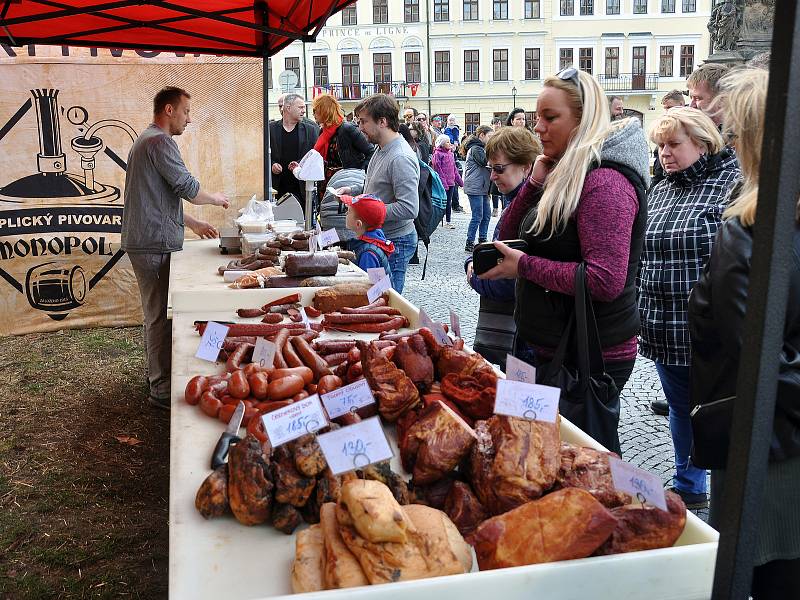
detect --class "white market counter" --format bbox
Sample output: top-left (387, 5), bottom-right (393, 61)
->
top-left (168, 288), bottom-right (718, 600)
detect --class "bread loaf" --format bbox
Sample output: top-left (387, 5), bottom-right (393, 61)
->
top-left (313, 282), bottom-right (374, 313)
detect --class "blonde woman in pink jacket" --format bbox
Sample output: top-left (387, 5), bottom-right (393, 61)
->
top-left (432, 133), bottom-right (463, 228)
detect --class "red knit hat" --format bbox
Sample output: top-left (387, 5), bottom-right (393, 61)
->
top-left (341, 194), bottom-right (386, 229)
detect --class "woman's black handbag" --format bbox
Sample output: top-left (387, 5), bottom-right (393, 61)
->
top-left (689, 395), bottom-right (734, 469)
top-left (473, 297), bottom-right (516, 371)
top-left (538, 264), bottom-right (622, 455)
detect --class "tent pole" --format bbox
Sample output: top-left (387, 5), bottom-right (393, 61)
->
top-left (711, 0), bottom-right (800, 597)
top-left (264, 49), bottom-right (272, 202)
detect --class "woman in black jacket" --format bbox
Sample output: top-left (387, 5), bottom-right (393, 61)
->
top-left (688, 68), bottom-right (800, 600)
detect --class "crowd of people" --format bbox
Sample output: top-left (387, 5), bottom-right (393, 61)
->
top-left (121, 57), bottom-right (798, 599)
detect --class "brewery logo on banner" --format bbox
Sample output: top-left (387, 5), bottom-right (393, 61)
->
top-left (0, 88), bottom-right (135, 322)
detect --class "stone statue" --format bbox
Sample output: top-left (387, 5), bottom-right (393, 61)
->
top-left (709, 0), bottom-right (741, 52)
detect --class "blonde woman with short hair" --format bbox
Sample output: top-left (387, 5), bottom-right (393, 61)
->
top-left (480, 68), bottom-right (651, 453)
top-left (638, 98), bottom-right (740, 509)
top-left (689, 67), bottom-right (800, 599)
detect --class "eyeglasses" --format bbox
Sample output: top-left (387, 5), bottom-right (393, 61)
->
top-left (486, 163), bottom-right (512, 174)
top-left (556, 66), bottom-right (584, 103)
top-left (416, 116), bottom-right (427, 121)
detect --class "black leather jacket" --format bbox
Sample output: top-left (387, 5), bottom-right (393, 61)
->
top-left (688, 216), bottom-right (800, 461)
top-left (335, 121), bottom-right (375, 170)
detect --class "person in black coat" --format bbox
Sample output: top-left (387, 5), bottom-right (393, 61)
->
top-left (688, 68), bottom-right (800, 600)
top-left (269, 93), bottom-right (319, 203)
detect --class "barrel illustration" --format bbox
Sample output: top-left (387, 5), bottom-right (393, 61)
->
top-left (25, 262), bottom-right (87, 315)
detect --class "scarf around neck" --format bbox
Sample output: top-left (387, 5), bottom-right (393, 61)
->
top-left (314, 115), bottom-right (344, 161)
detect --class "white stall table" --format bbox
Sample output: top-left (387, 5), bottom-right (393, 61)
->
top-left (168, 289), bottom-right (718, 600)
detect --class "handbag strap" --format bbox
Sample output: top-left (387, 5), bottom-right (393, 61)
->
top-left (575, 263), bottom-right (607, 377)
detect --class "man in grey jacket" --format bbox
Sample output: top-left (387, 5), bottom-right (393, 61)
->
top-left (337, 94), bottom-right (420, 293)
top-left (121, 86), bottom-right (229, 410)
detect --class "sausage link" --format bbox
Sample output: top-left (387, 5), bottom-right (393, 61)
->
top-left (340, 306), bottom-right (402, 315)
top-left (226, 342), bottom-right (254, 372)
top-left (313, 339), bottom-right (357, 355)
top-left (282, 339), bottom-right (304, 368)
top-left (324, 313), bottom-right (396, 324)
top-left (267, 374), bottom-right (305, 401)
top-left (324, 352), bottom-right (349, 366)
top-left (303, 306), bottom-right (321, 318)
top-left (260, 313), bottom-right (283, 324)
top-left (184, 375), bottom-right (207, 405)
top-left (262, 293), bottom-right (301, 309)
top-left (291, 336), bottom-right (332, 381)
top-left (325, 316), bottom-right (409, 333)
top-left (237, 307), bottom-right (266, 318)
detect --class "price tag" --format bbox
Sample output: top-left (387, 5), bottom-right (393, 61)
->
top-left (261, 394), bottom-right (328, 447)
top-left (252, 338), bottom-right (276, 368)
top-left (316, 417), bottom-right (394, 475)
top-left (505, 354), bottom-right (537, 384)
top-left (367, 267), bottom-right (387, 283)
top-left (367, 275), bottom-right (392, 303)
top-left (195, 322), bottom-right (229, 362)
top-left (223, 270), bottom-right (250, 283)
top-left (308, 234), bottom-right (317, 254)
top-left (299, 306), bottom-right (311, 330)
top-left (493, 379), bottom-right (559, 423)
top-left (319, 227), bottom-right (340, 248)
top-left (608, 457), bottom-right (667, 511)
top-left (449, 309), bottom-right (462, 338)
top-left (419, 308), bottom-right (435, 330)
top-left (320, 378), bottom-right (376, 419)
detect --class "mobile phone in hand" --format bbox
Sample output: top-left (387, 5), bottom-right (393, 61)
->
top-left (472, 239), bottom-right (528, 275)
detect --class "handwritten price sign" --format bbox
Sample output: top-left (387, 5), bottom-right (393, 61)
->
top-left (494, 379), bottom-right (559, 423)
top-left (505, 354), bottom-right (537, 384)
top-left (195, 322), bottom-right (230, 362)
top-left (316, 417), bottom-right (393, 475)
top-left (608, 456), bottom-right (667, 511)
top-left (320, 378), bottom-right (376, 419)
top-left (318, 228), bottom-right (340, 248)
top-left (252, 338), bottom-right (277, 368)
top-left (261, 394), bottom-right (328, 447)
top-left (367, 275), bottom-right (392, 303)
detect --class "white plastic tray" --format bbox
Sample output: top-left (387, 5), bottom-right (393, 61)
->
top-left (168, 289), bottom-right (718, 600)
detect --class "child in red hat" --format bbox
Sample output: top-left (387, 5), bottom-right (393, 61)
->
top-left (342, 194), bottom-right (395, 281)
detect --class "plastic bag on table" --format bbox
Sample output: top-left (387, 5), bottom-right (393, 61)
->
top-left (235, 194), bottom-right (274, 225)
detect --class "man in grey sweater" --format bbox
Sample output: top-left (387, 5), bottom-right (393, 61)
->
top-left (337, 94), bottom-right (419, 292)
top-left (121, 86), bottom-right (229, 410)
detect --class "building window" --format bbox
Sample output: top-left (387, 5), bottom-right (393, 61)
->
top-left (606, 0), bottom-right (620, 14)
top-left (524, 48), bottom-right (541, 80)
top-left (526, 111), bottom-right (537, 127)
top-left (404, 0), bottom-right (420, 23)
top-left (267, 58), bottom-right (272, 89)
top-left (682, 0), bottom-right (696, 11)
top-left (434, 0), bottom-right (449, 21)
top-left (285, 57), bottom-right (300, 87)
top-left (633, 46), bottom-right (647, 75)
top-left (313, 56), bottom-right (329, 87)
top-left (579, 47), bottom-right (593, 75)
top-left (580, 0), bottom-right (594, 15)
top-left (435, 50), bottom-right (450, 82)
top-left (373, 0), bottom-right (388, 24)
top-left (560, 0), bottom-right (574, 16)
top-left (680, 45), bottom-right (695, 77)
top-left (341, 5), bottom-right (357, 25)
top-left (493, 49), bottom-right (509, 81)
top-left (633, 0), bottom-right (647, 14)
top-left (405, 52), bottom-right (421, 84)
top-left (463, 0), bottom-right (479, 20)
top-left (559, 48), bottom-right (574, 71)
top-left (342, 54), bottom-right (361, 99)
top-left (493, 0), bottom-right (509, 19)
top-left (464, 50), bottom-right (480, 82)
top-left (465, 112), bottom-right (480, 134)
top-left (373, 53), bottom-right (392, 94)
top-left (661, 0), bottom-right (675, 12)
top-left (605, 47), bottom-right (619, 77)
top-left (524, 0), bottom-right (540, 18)
top-left (659, 46), bottom-right (674, 77)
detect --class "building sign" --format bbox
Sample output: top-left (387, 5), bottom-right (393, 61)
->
top-left (0, 46), bottom-right (263, 336)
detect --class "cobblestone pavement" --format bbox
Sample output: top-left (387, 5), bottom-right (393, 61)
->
top-left (401, 198), bottom-right (710, 521)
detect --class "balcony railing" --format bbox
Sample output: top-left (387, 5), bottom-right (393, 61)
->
top-left (315, 81), bottom-right (409, 101)
top-left (597, 73), bottom-right (660, 92)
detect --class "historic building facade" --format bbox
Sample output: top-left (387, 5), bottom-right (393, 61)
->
top-left (267, 0), bottom-right (711, 132)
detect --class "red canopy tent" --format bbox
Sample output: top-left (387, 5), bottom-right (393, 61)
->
top-left (1, 0), bottom-right (355, 204)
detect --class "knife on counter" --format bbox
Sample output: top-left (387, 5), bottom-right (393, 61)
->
top-left (210, 401), bottom-right (245, 469)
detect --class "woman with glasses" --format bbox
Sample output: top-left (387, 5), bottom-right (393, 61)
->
top-left (638, 107), bottom-right (740, 509)
top-left (465, 126), bottom-right (542, 369)
top-left (479, 68), bottom-right (650, 448)
top-left (688, 68), bottom-right (800, 600)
